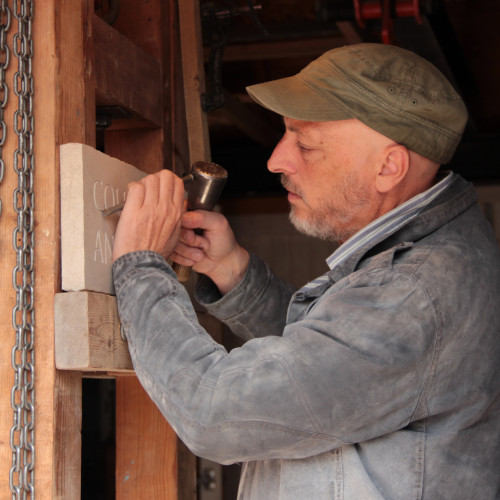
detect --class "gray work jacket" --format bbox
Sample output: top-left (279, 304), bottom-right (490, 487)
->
top-left (113, 174), bottom-right (500, 499)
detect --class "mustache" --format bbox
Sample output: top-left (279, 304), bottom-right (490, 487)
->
top-left (280, 175), bottom-right (302, 198)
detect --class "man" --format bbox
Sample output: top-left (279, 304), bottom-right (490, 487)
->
top-left (112, 44), bottom-right (500, 499)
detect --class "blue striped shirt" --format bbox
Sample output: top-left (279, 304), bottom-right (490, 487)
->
top-left (299, 172), bottom-right (454, 292)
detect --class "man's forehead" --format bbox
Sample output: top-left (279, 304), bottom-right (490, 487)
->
top-left (283, 116), bottom-right (360, 137)
top-left (283, 116), bottom-right (327, 134)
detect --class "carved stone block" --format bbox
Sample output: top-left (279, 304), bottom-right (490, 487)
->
top-left (60, 143), bottom-right (146, 293)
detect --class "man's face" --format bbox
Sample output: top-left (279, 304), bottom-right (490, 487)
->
top-left (267, 118), bottom-right (384, 243)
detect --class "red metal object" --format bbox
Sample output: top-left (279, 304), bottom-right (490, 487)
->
top-left (353, 0), bottom-right (421, 44)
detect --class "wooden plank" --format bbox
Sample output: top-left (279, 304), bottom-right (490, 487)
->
top-left (171, 3), bottom-right (213, 496)
top-left (55, 291), bottom-right (133, 372)
top-left (53, 372), bottom-right (83, 500)
top-left (103, 128), bottom-right (165, 175)
top-left (216, 36), bottom-right (346, 62)
top-left (4, 1), bottom-right (98, 497)
top-left (116, 376), bottom-right (178, 498)
top-left (54, 288), bottom-right (220, 373)
top-left (49, 1), bottom-right (96, 496)
top-left (60, 142), bottom-right (146, 294)
top-left (210, 91), bottom-right (282, 149)
top-left (103, 2), bottom-right (185, 499)
top-left (93, 14), bottom-right (163, 127)
top-left (335, 21), bottom-right (363, 44)
top-left (55, 2), bottom-right (96, 147)
top-left (178, 0), bottom-right (211, 162)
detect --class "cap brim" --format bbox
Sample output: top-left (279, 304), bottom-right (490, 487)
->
top-left (246, 75), bottom-right (353, 122)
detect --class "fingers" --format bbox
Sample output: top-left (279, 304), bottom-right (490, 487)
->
top-left (181, 210), bottom-right (227, 233)
top-left (122, 170), bottom-right (186, 226)
top-left (179, 225), bottom-right (207, 249)
top-left (123, 181), bottom-right (146, 212)
top-left (169, 253), bottom-right (195, 267)
top-left (138, 169), bottom-right (184, 209)
top-left (158, 169), bottom-right (185, 209)
top-left (170, 217), bottom-right (212, 269)
top-left (176, 210), bottom-right (225, 253)
top-left (169, 245), bottom-right (201, 267)
top-left (173, 238), bottom-right (205, 259)
top-left (113, 170), bottom-right (187, 261)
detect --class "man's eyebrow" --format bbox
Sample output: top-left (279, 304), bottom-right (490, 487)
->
top-left (282, 117), bottom-right (298, 134)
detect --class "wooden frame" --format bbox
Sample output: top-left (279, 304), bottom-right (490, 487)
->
top-left (0, 0), bottom-right (207, 497)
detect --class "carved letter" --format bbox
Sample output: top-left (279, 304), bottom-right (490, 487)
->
top-left (93, 180), bottom-right (104, 211)
top-left (104, 231), bottom-right (113, 264)
top-left (94, 230), bottom-right (104, 263)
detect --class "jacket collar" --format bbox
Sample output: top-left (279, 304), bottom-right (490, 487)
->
top-left (326, 174), bottom-right (478, 284)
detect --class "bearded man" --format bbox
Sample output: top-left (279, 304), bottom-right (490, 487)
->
top-left (112, 44), bottom-right (500, 499)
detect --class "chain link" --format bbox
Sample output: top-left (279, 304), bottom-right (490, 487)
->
top-left (0, 0), bottom-right (11, 215)
top-left (10, 0), bottom-right (35, 498)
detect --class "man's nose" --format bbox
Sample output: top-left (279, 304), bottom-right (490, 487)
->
top-left (267, 136), bottom-right (297, 175)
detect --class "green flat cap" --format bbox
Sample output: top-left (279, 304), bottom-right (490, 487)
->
top-left (246, 43), bottom-right (468, 164)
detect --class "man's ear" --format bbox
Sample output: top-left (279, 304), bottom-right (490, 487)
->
top-left (374, 144), bottom-right (410, 194)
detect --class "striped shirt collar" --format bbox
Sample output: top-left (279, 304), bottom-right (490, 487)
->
top-left (300, 171), bottom-right (454, 292)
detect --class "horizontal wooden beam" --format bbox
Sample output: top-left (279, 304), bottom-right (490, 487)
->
top-left (55, 290), bottom-right (224, 373)
top-left (209, 91), bottom-right (282, 149)
top-left (55, 291), bottom-right (133, 372)
top-left (93, 14), bottom-right (163, 128)
top-left (209, 36), bottom-right (345, 62)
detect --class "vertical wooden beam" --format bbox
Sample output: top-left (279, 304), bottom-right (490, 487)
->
top-left (103, 1), bottom-right (183, 498)
top-left (115, 377), bottom-right (178, 498)
top-left (178, 0), bottom-right (212, 163)
top-left (45, 1), bottom-right (95, 497)
top-left (29, 0), bottom-right (94, 498)
top-left (0, 0), bottom-right (193, 497)
top-left (176, 2), bottom-right (217, 497)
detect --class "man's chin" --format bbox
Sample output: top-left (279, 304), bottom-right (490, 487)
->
top-left (290, 211), bottom-right (324, 239)
top-left (289, 210), bottom-right (344, 243)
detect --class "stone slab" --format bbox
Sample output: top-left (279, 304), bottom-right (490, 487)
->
top-left (60, 143), bottom-right (146, 293)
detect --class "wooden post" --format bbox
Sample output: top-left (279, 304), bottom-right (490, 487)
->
top-left (0, 0), bottom-right (194, 497)
top-left (36, 1), bottom-right (95, 496)
top-left (178, 0), bottom-right (212, 163)
top-left (103, 1), bottom-right (187, 498)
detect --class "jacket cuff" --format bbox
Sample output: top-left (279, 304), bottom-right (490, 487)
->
top-left (194, 252), bottom-right (271, 318)
top-left (112, 250), bottom-right (175, 294)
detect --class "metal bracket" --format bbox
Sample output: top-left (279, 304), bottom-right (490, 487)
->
top-left (200, 2), bottom-right (229, 112)
top-left (200, 1), bottom-right (266, 112)
top-left (96, 105), bottom-right (132, 131)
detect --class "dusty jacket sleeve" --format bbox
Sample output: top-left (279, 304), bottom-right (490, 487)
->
top-left (113, 250), bottom-right (438, 465)
top-left (194, 251), bottom-right (297, 340)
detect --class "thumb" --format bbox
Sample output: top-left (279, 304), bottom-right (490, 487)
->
top-left (181, 211), bottom-right (203, 229)
top-left (182, 210), bottom-right (223, 231)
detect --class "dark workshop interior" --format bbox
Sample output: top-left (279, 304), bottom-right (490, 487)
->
top-left (204, 0), bottom-right (500, 202)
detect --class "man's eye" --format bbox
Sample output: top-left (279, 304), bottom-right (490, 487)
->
top-left (298, 143), bottom-right (313, 152)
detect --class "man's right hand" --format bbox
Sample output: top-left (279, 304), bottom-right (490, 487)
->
top-left (170, 210), bottom-right (250, 295)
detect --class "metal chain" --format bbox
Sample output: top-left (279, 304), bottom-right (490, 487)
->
top-left (0, 0), bottom-right (11, 216)
top-left (10, 0), bottom-right (35, 498)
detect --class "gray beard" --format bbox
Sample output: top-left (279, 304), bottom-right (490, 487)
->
top-left (282, 174), bottom-right (371, 244)
top-left (289, 208), bottom-right (353, 243)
